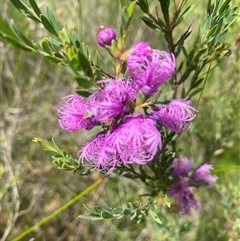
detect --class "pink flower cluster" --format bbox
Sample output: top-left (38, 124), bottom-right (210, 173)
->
top-left (169, 158), bottom-right (217, 214)
top-left (57, 37), bottom-right (198, 170)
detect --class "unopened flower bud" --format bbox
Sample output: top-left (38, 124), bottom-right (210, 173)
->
top-left (97, 27), bottom-right (117, 47)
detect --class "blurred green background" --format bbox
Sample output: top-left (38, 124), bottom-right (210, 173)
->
top-left (1, 1), bottom-right (239, 240)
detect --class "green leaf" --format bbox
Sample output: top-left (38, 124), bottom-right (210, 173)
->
top-left (10, 20), bottom-right (35, 47)
top-left (141, 16), bottom-right (162, 31)
top-left (95, 51), bottom-right (107, 71)
top-left (1, 34), bottom-right (33, 52)
top-left (187, 87), bottom-right (203, 99)
top-left (87, 126), bottom-right (104, 139)
top-left (101, 211), bottom-right (114, 219)
top-left (32, 137), bottom-right (59, 154)
top-left (75, 76), bottom-right (96, 89)
top-left (46, 5), bottom-right (59, 33)
top-left (158, 0), bottom-right (170, 19)
top-left (218, 0), bottom-right (231, 15)
top-left (10, 0), bottom-right (41, 22)
top-left (164, 194), bottom-right (171, 208)
top-left (79, 215), bottom-right (103, 221)
top-left (206, 24), bottom-right (218, 40)
top-left (78, 51), bottom-right (93, 77)
top-left (138, 0), bottom-right (149, 14)
top-left (41, 38), bottom-right (52, 55)
top-left (148, 209), bottom-right (162, 224)
top-left (0, 16), bottom-right (18, 39)
top-left (28, 0), bottom-right (41, 17)
top-left (114, 208), bottom-right (124, 214)
top-left (40, 14), bottom-right (58, 36)
top-left (76, 89), bottom-right (92, 98)
top-left (70, 31), bottom-right (81, 49)
top-left (93, 206), bottom-right (107, 214)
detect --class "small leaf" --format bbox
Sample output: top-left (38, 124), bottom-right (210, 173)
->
top-left (10, 0), bottom-right (41, 22)
top-left (101, 211), bottom-right (114, 219)
top-left (79, 215), bottom-right (103, 221)
top-left (76, 89), bottom-right (92, 98)
top-left (46, 5), bottom-right (59, 33)
top-left (148, 209), bottom-right (162, 224)
top-left (164, 194), bottom-right (171, 208)
top-left (138, 0), bottom-right (149, 14)
top-left (10, 20), bottom-right (35, 47)
top-left (40, 14), bottom-right (58, 36)
top-left (28, 0), bottom-right (41, 17)
top-left (87, 126), bottom-right (104, 139)
top-left (141, 16), bottom-right (162, 31)
top-left (41, 38), bottom-right (52, 55)
top-left (78, 51), bottom-right (93, 77)
top-left (70, 31), bottom-right (81, 49)
top-left (93, 206), bottom-right (107, 214)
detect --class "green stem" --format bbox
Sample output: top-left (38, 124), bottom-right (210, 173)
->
top-left (11, 176), bottom-right (107, 241)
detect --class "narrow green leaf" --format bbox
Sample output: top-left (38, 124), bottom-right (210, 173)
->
top-left (76, 89), bottom-right (92, 98)
top-left (218, 0), bottom-right (231, 15)
top-left (0, 16), bottom-right (18, 39)
top-left (148, 209), bottom-right (162, 224)
top-left (78, 51), bottom-right (93, 77)
top-left (1, 34), bottom-right (33, 52)
top-left (206, 24), bottom-right (218, 39)
top-left (41, 38), bottom-right (52, 55)
top-left (101, 211), bottom-right (114, 219)
top-left (28, 0), bottom-right (41, 17)
top-left (138, 0), bottom-right (149, 14)
top-left (40, 14), bottom-right (58, 36)
top-left (93, 206), bottom-right (110, 215)
top-left (46, 5), bottom-right (59, 33)
top-left (70, 31), bottom-right (81, 49)
top-left (10, 20), bottom-right (35, 47)
top-left (95, 51), bottom-right (107, 71)
top-left (141, 16), bottom-right (162, 31)
top-left (187, 87), bottom-right (203, 99)
top-left (158, 0), bottom-right (170, 19)
top-left (87, 126), bottom-right (104, 139)
top-left (79, 215), bottom-right (103, 221)
top-left (164, 194), bottom-right (171, 208)
top-left (10, 0), bottom-right (41, 22)
top-left (75, 76), bottom-right (96, 88)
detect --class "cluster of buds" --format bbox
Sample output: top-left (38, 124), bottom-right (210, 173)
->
top-left (57, 28), bottom-right (198, 170)
top-left (169, 158), bottom-right (217, 214)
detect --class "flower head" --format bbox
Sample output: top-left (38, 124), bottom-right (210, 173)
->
top-left (151, 99), bottom-right (197, 133)
top-left (110, 114), bottom-right (162, 165)
top-left (89, 79), bottom-right (137, 123)
top-left (97, 27), bottom-right (117, 47)
top-left (192, 164), bottom-right (218, 187)
top-left (127, 43), bottom-right (175, 95)
top-left (168, 179), bottom-right (201, 215)
top-left (57, 94), bottom-right (95, 131)
top-left (171, 157), bottom-right (194, 177)
top-left (79, 114), bottom-right (162, 169)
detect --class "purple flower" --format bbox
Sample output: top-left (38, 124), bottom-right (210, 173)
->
top-left (79, 114), bottom-right (162, 169)
top-left (79, 132), bottom-right (117, 170)
top-left (128, 41), bottom-right (152, 57)
top-left (97, 27), bottom-right (117, 47)
top-left (168, 179), bottom-right (201, 215)
top-left (151, 99), bottom-right (197, 133)
top-left (171, 157), bottom-right (194, 177)
top-left (57, 94), bottom-right (95, 131)
top-left (89, 79), bottom-right (137, 123)
top-left (127, 43), bottom-right (176, 95)
top-left (109, 114), bottom-right (162, 165)
top-left (192, 164), bottom-right (218, 187)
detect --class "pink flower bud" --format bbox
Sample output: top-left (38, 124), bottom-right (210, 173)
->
top-left (97, 27), bottom-right (117, 47)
